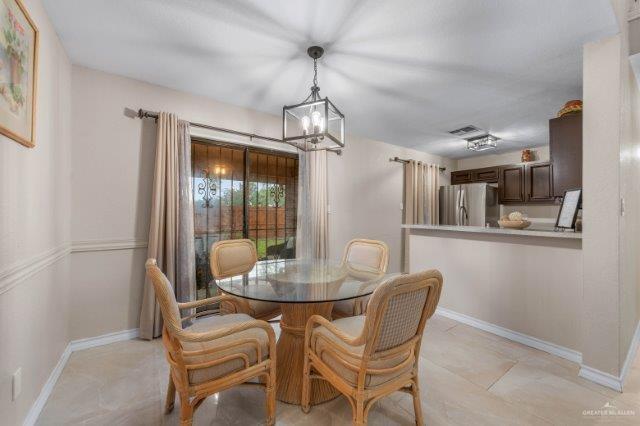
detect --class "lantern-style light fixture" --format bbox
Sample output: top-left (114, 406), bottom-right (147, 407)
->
top-left (283, 46), bottom-right (345, 152)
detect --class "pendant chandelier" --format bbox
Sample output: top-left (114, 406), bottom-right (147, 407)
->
top-left (283, 46), bottom-right (345, 152)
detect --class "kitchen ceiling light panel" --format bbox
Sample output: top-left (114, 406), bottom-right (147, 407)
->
top-left (466, 134), bottom-right (499, 151)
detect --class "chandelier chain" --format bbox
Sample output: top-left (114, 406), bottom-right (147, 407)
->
top-left (313, 58), bottom-right (318, 89)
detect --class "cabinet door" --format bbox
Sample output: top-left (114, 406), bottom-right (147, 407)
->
top-left (474, 167), bottom-right (499, 183)
top-left (451, 170), bottom-right (472, 184)
top-left (526, 162), bottom-right (554, 202)
top-left (499, 165), bottom-right (525, 203)
top-left (550, 114), bottom-right (582, 197)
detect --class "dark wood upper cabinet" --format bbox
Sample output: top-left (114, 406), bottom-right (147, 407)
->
top-left (451, 170), bottom-right (473, 185)
top-left (474, 167), bottom-right (499, 183)
top-left (550, 114), bottom-right (582, 197)
top-left (525, 162), bottom-right (554, 202)
top-left (450, 166), bottom-right (498, 185)
top-left (452, 160), bottom-right (557, 205)
top-left (499, 165), bottom-right (525, 203)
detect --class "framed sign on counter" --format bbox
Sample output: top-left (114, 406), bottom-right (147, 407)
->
top-left (555, 189), bottom-right (581, 230)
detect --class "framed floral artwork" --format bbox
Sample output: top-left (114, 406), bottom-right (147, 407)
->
top-left (0, 0), bottom-right (37, 147)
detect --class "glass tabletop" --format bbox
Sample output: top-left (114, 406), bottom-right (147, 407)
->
top-left (215, 258), bottom-right (393, 303)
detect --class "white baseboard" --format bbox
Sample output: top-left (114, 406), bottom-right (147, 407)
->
top-left (436, 307), bottom-right (583, 364)
top-left (23, 328), bottom-right (140, 426)
top-left (69, 328), bottom-right (140, 352)
top-left (579, 320), bottom-right (640, 393)
top-left (22, 345), bottom-right (72, 426)
top-left (578, 365), bottom-right (622, 392)
top-left (620, 320), bottom-right (640, 389)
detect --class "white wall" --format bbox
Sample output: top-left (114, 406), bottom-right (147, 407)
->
top-left (69, 65), bottom-right (455, 340)
top-left (0, 0), bottom-right (72, 423)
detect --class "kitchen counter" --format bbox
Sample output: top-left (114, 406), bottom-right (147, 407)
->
top-left (402, 224), bottom-right (582, 239)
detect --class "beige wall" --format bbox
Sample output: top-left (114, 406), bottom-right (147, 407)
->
top-left (579, 0), bottom-right (640, 379)
top-left (582, 33), bottom-right (623, 376)
top-left (455, 146), bottom-right (550, 170)
top-left (0, 0), bottom-right (72, 423)
top-left (409, 232), bottom-right (583, 351)
top-left (69, 65), bottom-right (455, 340)
top-left (327, 134), bottom-right (452, 273)
top-left (619, 15), bottom-right (640, 371)
top-left (630, 17), bottom-right (640, 55)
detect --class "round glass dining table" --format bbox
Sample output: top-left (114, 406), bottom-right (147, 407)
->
top-left (215, 258), bottom-right (393, 405)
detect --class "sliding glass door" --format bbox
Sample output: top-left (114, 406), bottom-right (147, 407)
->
top-left (191, 139), bottom-right (298, 299)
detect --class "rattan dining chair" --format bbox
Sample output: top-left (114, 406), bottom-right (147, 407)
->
top-left (210, 239), bottom-right (281, 321)
top-left (302, 270), bottom-right (443, 426)
top-left (145, 259), bottom-right (277, 426)
top-left (332, 239), bottom-right (389, 319)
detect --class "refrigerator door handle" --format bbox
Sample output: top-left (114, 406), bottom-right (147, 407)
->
top-left (460, 205), bottom-right (468, 225)
top-left (455, 188), bottom-right (462, 225)
top-left (458, 187), bottom-right (467, 226)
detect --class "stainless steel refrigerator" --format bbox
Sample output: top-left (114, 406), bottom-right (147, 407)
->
top-left (439, 183), bottom-right (499, 227)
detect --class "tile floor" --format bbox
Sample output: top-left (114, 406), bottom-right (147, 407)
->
top-left (37, 315), bottom-right (640, 425)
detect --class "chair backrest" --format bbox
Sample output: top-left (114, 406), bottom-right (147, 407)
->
top-left (342, 239), bottom-right (389, 273)
top-left (363, 270), bottom-right (442, 355)
top-left (145, 259), bottom-right (183, 333)
top-left (210, 239), bottom-right (258, 279)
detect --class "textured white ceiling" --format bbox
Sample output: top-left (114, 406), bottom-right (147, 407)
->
top-left (42, 0), bottom-right (617, 158)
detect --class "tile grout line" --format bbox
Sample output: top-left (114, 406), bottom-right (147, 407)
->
top-left (486, 360), bottom-right (518, 392)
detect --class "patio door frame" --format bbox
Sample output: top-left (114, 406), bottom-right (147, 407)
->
top-left (191, 136), bottom-right (299, 254)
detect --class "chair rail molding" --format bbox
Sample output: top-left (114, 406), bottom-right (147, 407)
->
top-left (0, 243), bottom-right (71, 295)
top-left (71, 238), bottom-right (148, 252)
top-left (0, 239), bottom-right (148, 294)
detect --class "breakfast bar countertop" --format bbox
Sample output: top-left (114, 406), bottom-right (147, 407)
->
top-left (401, 224), bottom-right (583, 239)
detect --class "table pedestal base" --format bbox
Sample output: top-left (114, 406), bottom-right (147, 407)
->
top-left (276, 302), bottom-right (340, 405)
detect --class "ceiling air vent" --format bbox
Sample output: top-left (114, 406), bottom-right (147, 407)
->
top-left (448, 125), bottom-right (481, 136)
top-left (449, 125), bottom-right (481, 136)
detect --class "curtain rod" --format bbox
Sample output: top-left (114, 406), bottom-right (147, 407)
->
top-left (389, 156), bottom-right (446, 172)
top-left (136, 108), bottom-right (342, 155)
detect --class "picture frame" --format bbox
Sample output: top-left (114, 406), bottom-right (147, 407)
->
top-left (0, 0), bottom-right (38, 148)
top-left (555, 188), bottom-right (582, 230)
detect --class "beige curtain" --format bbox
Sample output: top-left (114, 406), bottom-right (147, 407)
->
top-left (402, 160), bottom-right (440, 272)
top-left (139, 112), bottom-right (196, 340)
top-left (296, 149), bottom-right (328, 259)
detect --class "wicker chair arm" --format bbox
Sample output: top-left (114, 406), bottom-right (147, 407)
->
top-left (177, 294), bottom-right (238, 310)
top-left (305, 314), bottom-right (363, 347)
top-left (173, 319), bottom-right (276, 345)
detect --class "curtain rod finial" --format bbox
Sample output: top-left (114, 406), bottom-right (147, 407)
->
top-left (123, 107), bottom-right (139, 119)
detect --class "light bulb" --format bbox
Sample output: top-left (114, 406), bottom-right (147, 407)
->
top-left (311, 110), bottom-right (321, 126)
top-left (311, 110), bottom-right (323, 133)
top-left (301, 115), bottom-right (310, 135)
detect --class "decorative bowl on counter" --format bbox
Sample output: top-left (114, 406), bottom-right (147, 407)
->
top-left (498, 219), bottom-right (532, 230)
